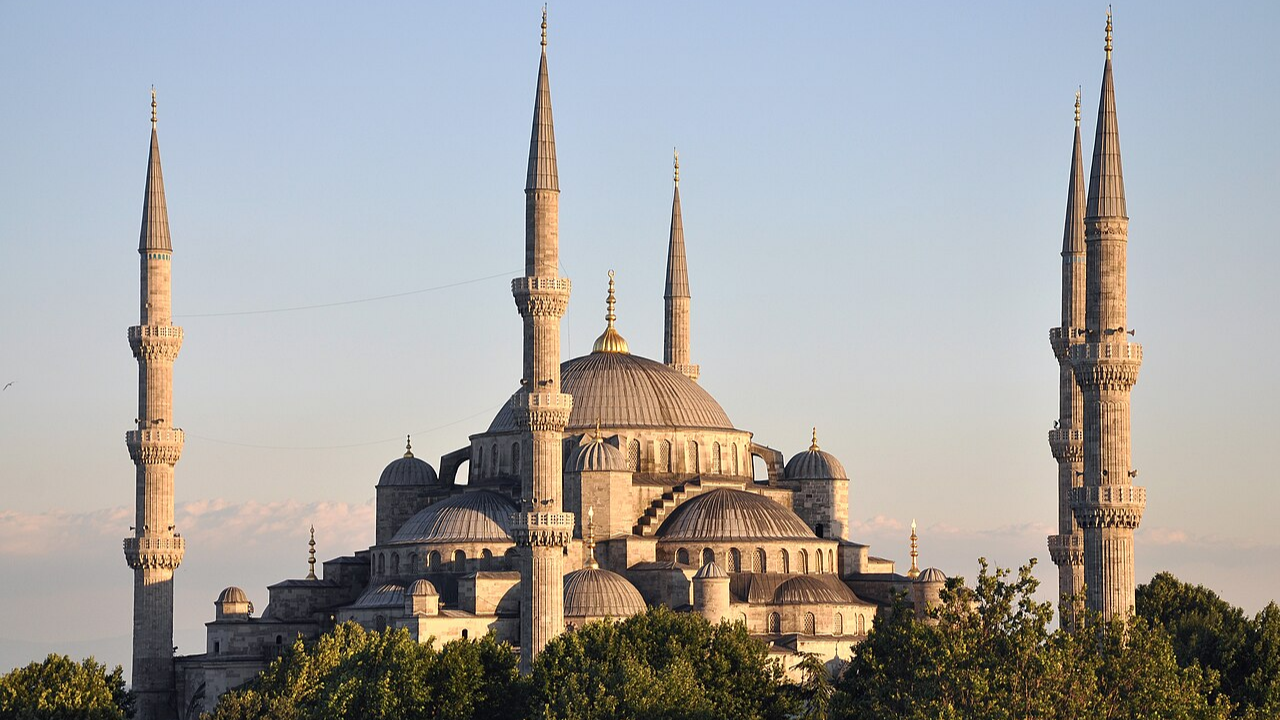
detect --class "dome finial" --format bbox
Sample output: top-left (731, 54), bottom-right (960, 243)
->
top-left (150, 86), bottom-right (157, 129)
top-left (404, 435), bottom-right (414, 458)
top-left (593, 416), bottom-right (602, 441)
top-left (307, 525), bottom-right (318, 580)
top-left (809, 427), bottom-right (820, 452)
top-left (908, 519), bottom-right (919, 579)
top-left (592, 270), bottom-right (630, 353)
top-left (585, 506), bottom-right (598, 569)
top-left (1105, 6), bottom-right (1113, 58)
top-left (1074, 87), bottom-right (1081, 127)
top-left (673, 147), bottom-right (680, 185)
top-left (541, 4), bottom-right (548, 48)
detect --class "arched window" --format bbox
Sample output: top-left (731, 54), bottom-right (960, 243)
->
top-left (375, 616), bottom-right (387, 632)
top-left (688, 440), bottom-right (700, 473)
top-left (768, 612), bottom-right (781, 634)
top-left (711, 442), bottom-right (722, 473)
top-left (798, 549), bottom-right (809, 574)
top-left (490, 444), bottom-right (498, 475)
top-left (511, 442), bottom-right (521, 473)
top-left (753, 548), bottom-right (766, 573)
top-left (676, 548), bottom-right (689, 565)
top-left (482, 548), bottom-right (493, 568)
top-left (453, 549), bottom-right (466, 567)
top-left (815, 523), bottom-right (825, 538)
top-left (429, 551), bottom-right (441, 570)
top-left (817, 549), bottom-right (825, 574)
top-left (728, 548), bottom-right (741, 572)
top-left (738, 612), bottom-right (748, 626)
top-left (214, 641), bottom-right (220, 655)
top-left (658, 440), bottom-right (672, 472)
top-left (835, 612), bottom-right (844, 636)
top-left (858, 614), bottom-right (866, 635)
top-left (276, 635), bottom-right (283, 645)
top-left (627, 439), bottom-right (641, 471)
top-left (461, 629), bottom-right (469, 639)
top-left (701, 548), bottom-right (715, 567)
top-left (475, 447), bottom-right (484, 479)
top-left (829, 549), bottom-right (835, 574)
top-left (804, 612), bottom-right (816, 634)
top-left (391, 553), bottom-right (400, 576)
top-left (408, 553), bottom-right (418, 572)
top-left (377, 553), bottom-right (385, 575)
top-left (780, 549), bottom-right (790, 573)
top-left (732, 443), bottom-right (739, 476)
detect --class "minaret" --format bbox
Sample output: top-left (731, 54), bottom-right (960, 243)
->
top-left (1047, 90), bottom-right (1087, 620)
top-left (124, 88), bottom-right (185, 720)
top-left (663, 149), bottom-right (699, 381)
top-left (510, 9), bottom-right (574, 672)
top-left (1069, 11), bottom-right (1146, 620)
top-left (908, 519), bottom-right (919, 579)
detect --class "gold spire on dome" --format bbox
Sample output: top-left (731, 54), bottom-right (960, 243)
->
top-left (404, 435), bottom-right (414, 458)
top-left (809, 427), bottom-right (820, 452)
top-left (673, 147), bottom-right (680, 185)
top-left (541, 5), bottom-right (548, 48)
top-left (1105, 6), bottom-right (1113, 58)
top-left (1075, 88), bottom-right (1081, 127)
top-left (307, 525), bottom-right (317, 580)
top-left (150, 86), bottom-right (157, 129)
top-left (592, 270), bottom-right (630, 354)
top-left (584, 506), bottom-right (599, 569)
top-left (908, 519), bottom-right (919, 579)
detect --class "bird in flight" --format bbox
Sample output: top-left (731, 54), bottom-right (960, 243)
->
top-left (2, 382), bottom-right (12, 391)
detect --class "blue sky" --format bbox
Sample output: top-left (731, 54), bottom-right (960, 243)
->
top-left (1, 2), bottom-right (1278, 677)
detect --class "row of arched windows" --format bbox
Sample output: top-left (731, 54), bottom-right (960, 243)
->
top-left (618, 438), bottom-right (749, 476)
top-left (373, 547), bottom-right (506, 577)
top-left (471, 442), bottom-right (524, 481)
top-left (765, 611), bottom-right (867, 636)
top-left (674, 546), bottom-right (837, 574)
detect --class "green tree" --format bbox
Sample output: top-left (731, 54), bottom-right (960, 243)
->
top-left (527, 606), bottom-right (796, 720)
top-left (1137, 571), bottom-right (1250, 704)
top-left (0, 654), bottom-right (133, 720)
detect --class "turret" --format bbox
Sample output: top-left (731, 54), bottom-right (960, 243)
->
top-left (781, 429), bottom-right (850, 540)
top-left (692, 561), bottom-right (731, 624)
top-left (664, 150), bottom-right (699, 381)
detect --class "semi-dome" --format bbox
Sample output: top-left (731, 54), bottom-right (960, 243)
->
top-left (390, 490), bottom-right (517, 545)
top-left (407, 579), bottom-right (439, 596)
top-left (563, 567), bottom-right (647, 619)
top-left (784, 429), bottom-right (847, 480)
top-left (773, 575), bottom-right (862, 605)
top-left (378, 438), bottom-right (439, 487)
top-left (566, 435), bottom-right (627, 473)
top-left (488, 353), bottom-right (735, 432)
top-left (351, 583), bottom-right (405, 608)
top-left (216, 586), bottom-right (248, 604)
top-left (916, 567), bottom-right (947, 584)
top-left (656, 488), bottom-right (817, 542)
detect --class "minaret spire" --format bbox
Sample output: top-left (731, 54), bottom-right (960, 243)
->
top-left (306, 525), bottom-right (317, 580)
top-left (664, 148), bottom-right (699, 381)
top-left (1069, 12), bottom-right (1145, 621)
top-left (908, 520), bottom-right (919, 579)
top-left (511, 10), bottom-right (574, 673)
top-left (125, 88), bottom-right (185, 720)
top-left (1048, 90), bottom-right (1088, 623)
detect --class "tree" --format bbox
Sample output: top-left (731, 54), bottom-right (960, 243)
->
top-left (0, 654), bottom-right (133, 720)
top-left (526, 606), bottom-right (797, 720)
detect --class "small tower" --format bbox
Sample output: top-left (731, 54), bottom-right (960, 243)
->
top-left (664, 149), bottom-right (699, 381)
top-left (1047, 89), bottom-right (1087, 620)
top-left (781, 428), bottom-right (850, 540)
top-left (123, 88), bottom-right (186, 720)
top-left (908, 519), bottom-right (919, 579)
top-left (692, 560), bottom-right (731, 624)
top-left (510, 7), bottom-right (575, 673)
top-left (1068, 10), bottom-right (1146, 620)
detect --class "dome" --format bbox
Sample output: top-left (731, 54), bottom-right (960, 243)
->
top-left (693, 561), bottom-right (729, 580)
top-left (407, 579), bottom-right (439, 596)
top-left (773, 575), bottom-right (862, 605)
top-left (916, 567), bottom-right (947, 584)
top-left (488, 353), bottom-right (735, 432)
top-left (390, 490), bottom-right (517, 545)
top-left (784, 430), bottom-right (847, 480)
top-left (566, 436), bottom-right (627, 473)
top-left (378, 440), bottom-right (439, 487)
top-left (656, 488), bottom-right (817, 542)
top-left (216, 586), bottom-right (248, 604)
top-left (352, 583), bottom-right (405, 608)
top-left (563, 567), bottom-right (647, 619)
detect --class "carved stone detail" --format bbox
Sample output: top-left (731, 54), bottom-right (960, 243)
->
top-left (126, 429), bottom-right (185, 465)
top-left (510, 392), bottom-right (572, 432)
top-left (1070, 485), bottom-right (1146, 529)
top-left (123, 535), bottom-right (186, 570)
top-left (1047, 533), bottom-right (1085, 566)
top-left (512, 277), bottom-right (571, 318)
top-left (510, 512), bottom-right (574, 547)
top-left (1047, 428), bottom-right (1084, 461)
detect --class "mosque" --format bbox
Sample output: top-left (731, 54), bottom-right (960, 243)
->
top-left (121, 11), bottom-right (1142, 720)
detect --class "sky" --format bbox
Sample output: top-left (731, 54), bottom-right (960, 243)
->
top-left (2, 1), bottom-right (1279, 679)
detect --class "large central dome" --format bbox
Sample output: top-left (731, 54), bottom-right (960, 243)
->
top-left (488, 352), bottom-right (735, 432)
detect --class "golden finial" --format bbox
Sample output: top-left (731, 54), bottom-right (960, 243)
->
top-left (307, 525), bottom-right (317, 580)
top-left (585, 506), bottom-right (598, 569)
top-left (541, 5), bottom-right (548, 48)
top-left (404, 435), bottom-right (414, 458)
top-left (1074, 88), bottom-right (1081, 126)
top-left (150, 86), bottom-right (157, 129)
top-left (908, 519), bottom-right (919, 579)
top-left (593, 417), bottom-right (602, 441)
top-left (673, 147), bottom-right (680, 185)
top-left (1105, 6), bottom-right (1113, 58)
top-left (592, 270), bottom-right (630, 353)
top-left (809, 427), bottom-right (820, 452)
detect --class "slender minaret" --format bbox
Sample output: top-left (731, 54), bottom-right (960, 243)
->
top-left (1048, 90), bottom-right (1087, 620)
top-left (510, 9), bottom-right (574, 672)
top-left (124, 88), bottom-right (185, 720)
top-left (663, 149), bottom-right (699, 381)
top-left (1069, 11), bottom-right (1146, 620)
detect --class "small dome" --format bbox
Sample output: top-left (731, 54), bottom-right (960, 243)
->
top-left (915, 567), bottom-right (947, 584)
top-left (216, 586), bottom-right (248, 604)
top-left (407, 579), bottom-right (439, 596)
top-left (693, 561), bottom-right (729, 580)
top-left (656, 488), bottom-right (816, 542)
top-left (378, 442), bottom-right (439, 487)
top-left (563, 567), bottom-right (647, 619)
top-left (784, 430), bottom-right (847, 480)
top-left (351, 583), bottom-right (405, 608)
top-left (566, 436), bottom-right (627, 473)
top-left (390, 490), bottom-right (517, 545)
top-left (773, 575), bottom-right (861, 605)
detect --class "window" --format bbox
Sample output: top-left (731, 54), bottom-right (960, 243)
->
top-left (732, 443), bottom-right (739, 476)
top-left (835, 613), bottom-right (844, 635)
top-left (780, 549), bottom-right (790, 573)
top-left (829, 549), bottom-right (835, 573)
top-left (676, 548), bottom-right (689, 565)
top-left (701, 548), bottom-right (715, 567)
top-left (658, 440), bottom-right (672, 472)
top-left (511, 442), bottom-right (521, 473)
top-left (214, 641), bottom-right (220, 655)
top-left (627, 439), bottom-right (641, 471)
top-left (490, 444), bottom-right (498, 475)
top-left (453, 549), bottom-right (466, 566)
top-left (817, 550), bottom-right (824, 574)
top-left (815, 523), bottom-right (825, 538)
top-left (753, 548), bottom-right (766, 573)
top-left (377, 553), bottom-right (385, 575)
top-left (804, 612), bottom-right (816, 634)
top-left (768, 612), bottom-right (781, 633)
top-left (408, 553), bottom-right (418, 572)
top-left (482, 548), bottom-right (493, 567)
top-left (728, 548), bottom-right (741, 572)
top-left (688, 441), bottom-right (700, 473)
top-left (275, 635), bottom-right (283, 645)
top-left (858, 614), bottom-right (866, 635)
top-left (461, 629), bottom-right (469, 639)
top-left (429, 551), bottom-right (441, 570)
top-left (391, 553), bottom-right (400, 576)
top-left (799, 549), bottom-right (809, 574)
top-left (475, 447), bottom-right (484, 479)
top-left (712, 442), bottom-right (722, 473)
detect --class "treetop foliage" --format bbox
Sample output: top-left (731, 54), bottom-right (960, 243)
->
top-left (0, 653), bottom-right (132, 720)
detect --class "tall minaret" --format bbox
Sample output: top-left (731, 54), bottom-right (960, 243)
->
top-left (1047, 90), bottom-right (1087, 620)
top-left (510, 9), bottom-right (574, 672)
top-left (1069, 11), bottom-right (1146, 620)
top-left (124, 88), bottom-right (185, 720)
top-left (664, 149), bottom-right (699, 381)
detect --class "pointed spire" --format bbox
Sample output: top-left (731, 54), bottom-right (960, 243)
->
top-left (1086, 9), bottom-right (1126, 220)
top-left (593, 270), bottom-right (630, 353)
top-left (664, 149), bottom-right (698, 379)
top-left (809, 427), bottom-right (820, 452)
top-left (306, 525), bottom-right (317, 580)
top-left (526, 8), bottom-right (558, 192)
top-left (1063, 91), bottom-right (1087, 258)
top-left (139, 88), bottom-right (172, 252)
top-left (404, 435), bottom-right (414, 458)
top-left (584, 506), bottom-right (598, 569)
top-left (908, 519), bottom-right (919, 579)
top-left (665, 151), bottom-right (689, 300)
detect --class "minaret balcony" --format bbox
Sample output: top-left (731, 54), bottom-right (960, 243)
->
top-left (128, 325), bottom-right (183, 362)
top-left (128, 325), bottom-right (184, 341)
top-left (1069, 485), bottom-right (1146, 530)
top-left (512, 277), bottom-right (571, 317)
top-left (123, 535), bottom-right (186, 570)
top-left (510, 511), bottom-right (575, 547)
top-left (1047, 533), bottom-right (1084, 565)
top-left (1068, 339), bottom-right (1142, 363)
top-left (126, 428), bottom-right (185, 465)
top-left (1047, 428), bottom-right (1084, 460)
top-left (1048, 327), bottom-right (1084, 357)
top-left (510, 392), bottom-right (573, 432)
